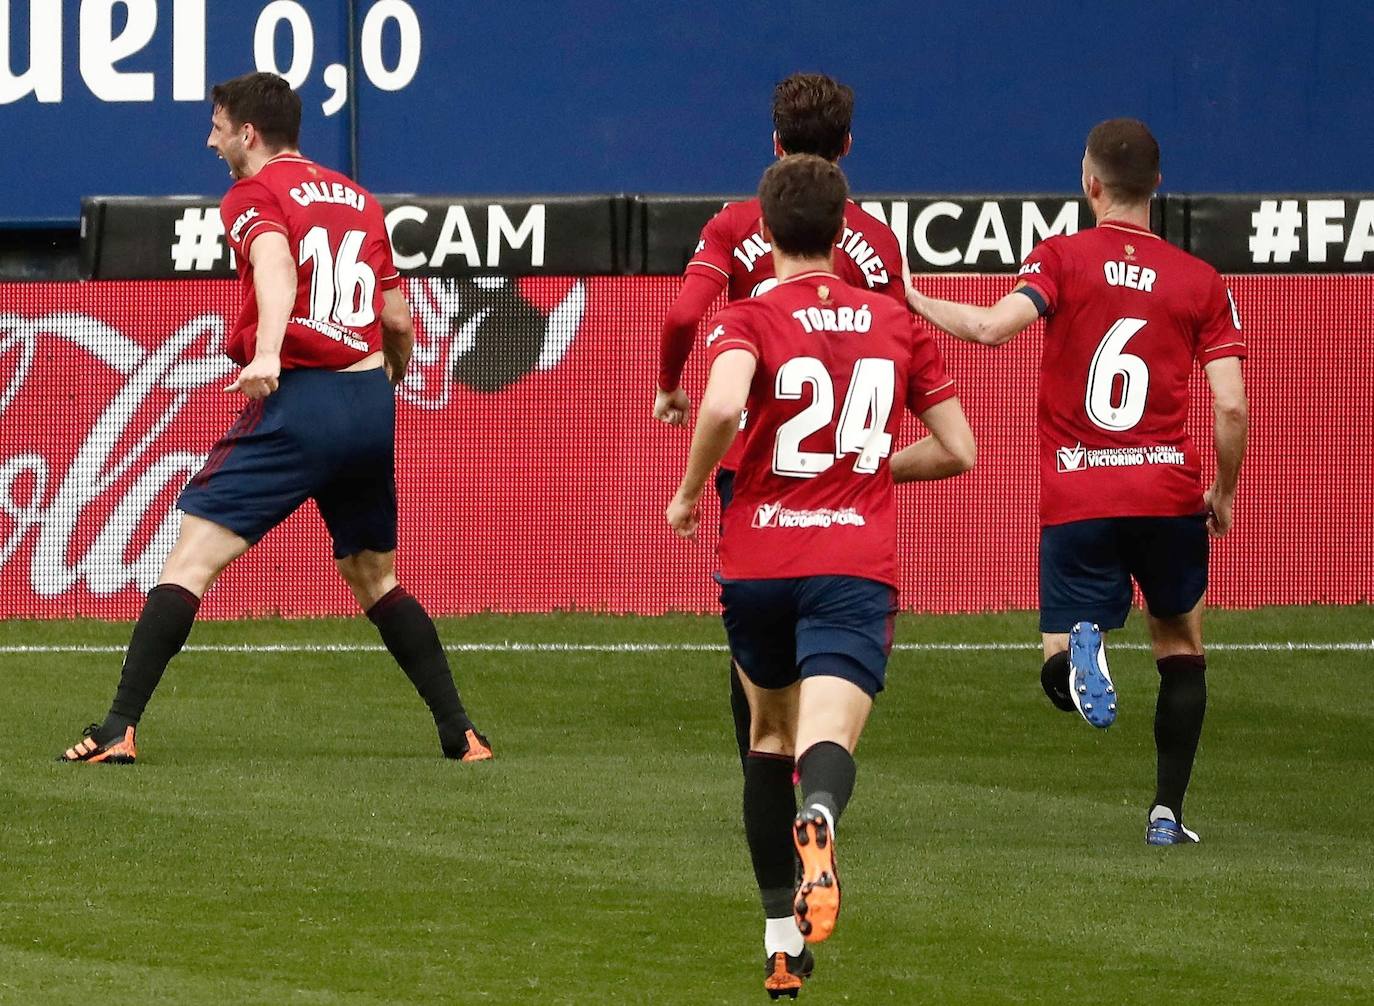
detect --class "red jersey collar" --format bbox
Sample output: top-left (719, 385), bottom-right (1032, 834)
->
top-left (778, 269), bottom-right (840, 285)
top-left (1096, 218), bottom-right (1160, 239)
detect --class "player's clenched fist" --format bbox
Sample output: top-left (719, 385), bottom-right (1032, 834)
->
top-left (666, 493), bottom-right (701, 540)
top-left (225, 352), bottom-right (281, 399)
top-left (654, 387), bottom-right (691, 426)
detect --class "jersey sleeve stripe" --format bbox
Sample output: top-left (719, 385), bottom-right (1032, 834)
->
top-left (1200, 341), bottom-right (1247, 355)
top-left (712, 338), bottom-right (759, 357)
top-left (922, 379), bottom-right (956, 397)
top-left (686, 260), bottom-right (731, 279)
top-left (238, 219), bottom-right (289, 252)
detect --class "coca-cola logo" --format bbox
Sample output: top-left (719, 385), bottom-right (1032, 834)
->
top-left (0, 280), bottom-right (587, 602)
top-left (0, 310), bottom-right (234, 597)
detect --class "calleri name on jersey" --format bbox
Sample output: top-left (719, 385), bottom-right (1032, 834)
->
top-left (1017, 219), bottom-right (1247, 526)
top-left (218, 154), bottom-right (402, 370)
top-left (706, 272), bottom-right (957, 588)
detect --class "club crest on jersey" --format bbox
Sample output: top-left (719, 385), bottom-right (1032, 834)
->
top-left (1124, 243), bottom-right (1136, 260)
top-left (1056, 442), bottom-right (1087, 472)
top-left (817, 284), bottom-right (831, 303)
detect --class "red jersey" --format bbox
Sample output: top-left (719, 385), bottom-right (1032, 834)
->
top-left (688, 197), bottom-right (906, 301)
top-left (707, 271), bottom-right (958, 588)
top-left (1017, 219), bottom-right (1246, 526)
top-left (218, 154), bottom-right (401, 369)
top-left (686, 197), bottom-right (906, 469)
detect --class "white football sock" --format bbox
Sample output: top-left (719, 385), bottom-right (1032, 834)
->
top-left (1149, 804), bottom-right (1176, 824)
top-left (764, 916), bottom-right (805, 957)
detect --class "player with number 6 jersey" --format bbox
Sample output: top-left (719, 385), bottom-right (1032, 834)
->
top-left (905, 118), bottom-right (1248, 848)
top-left (59, 72), bottom-right (492, 769)
top-left (668, 155), bottom-right (975, 998)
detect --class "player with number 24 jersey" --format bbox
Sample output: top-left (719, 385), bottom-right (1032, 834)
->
top-left (708, 273), bottom-right (957, 588)
top-left (219, 153), bottom-right (401, 369)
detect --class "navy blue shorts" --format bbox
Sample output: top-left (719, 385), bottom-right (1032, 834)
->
top-left (178, 367), bottom-right (397, 558)
top-left (718, 575), bottom-right (897, 697)
top-left (1039, 515), bottom-right (1208, 633)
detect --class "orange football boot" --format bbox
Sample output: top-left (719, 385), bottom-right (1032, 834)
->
top-left (454, 728), bottom-right (493, 763)
top-left (792, 808), bottom-right (840, 943)
top-left (764, 946), bottom-right (814, 999)
top-left (58, 724), bottom-right (137, 764)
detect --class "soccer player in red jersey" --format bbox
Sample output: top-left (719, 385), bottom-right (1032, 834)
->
top-left (655, 72), bottom-right (908, 773)
top-left (905, 119), bottom-right (1249, 845)
top-left (667, 156), bottom-right (975, 997)
top-left (60, 72), bottom-right (491, 765)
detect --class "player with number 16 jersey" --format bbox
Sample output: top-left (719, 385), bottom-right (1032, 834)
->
top-left (219, 152), bottom-right (400, 369)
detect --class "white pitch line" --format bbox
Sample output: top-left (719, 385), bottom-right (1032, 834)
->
top-left (0, 641), bottom-right (1370, 655)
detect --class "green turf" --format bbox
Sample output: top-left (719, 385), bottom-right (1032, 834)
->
top-left (1, 608), bottom-right (1371, 1004)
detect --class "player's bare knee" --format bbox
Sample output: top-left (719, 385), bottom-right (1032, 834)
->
top-left (749, 712), bottom-right (795, 757)
top-left (335, 553), bottom-right (396, 610)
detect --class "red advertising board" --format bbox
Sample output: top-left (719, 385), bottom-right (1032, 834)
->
top-left (1, 275), bottom-right (1370, 618)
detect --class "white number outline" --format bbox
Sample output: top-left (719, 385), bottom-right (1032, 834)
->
top-left (1085, 317), bottom-right (1149, 432)
top-left (772, 356), bottom-right (896, 478)
top-left (299, 225), bottom-right (378, 328)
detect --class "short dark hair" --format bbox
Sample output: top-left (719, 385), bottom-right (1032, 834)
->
top-left (759, 155), bottom-right (848, 258)
top-left (1085, 118), bottom-right (1160, 202)
top-left (210, 72), bottom-right (301, 150)
top-left (771, 73), bottom-right (854, 161)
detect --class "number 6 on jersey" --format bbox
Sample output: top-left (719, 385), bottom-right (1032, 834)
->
top-left (773, 356), bottom-right (895, 477)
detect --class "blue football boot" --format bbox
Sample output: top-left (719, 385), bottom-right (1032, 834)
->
top-left (1068, 622), bottom-right (1116, 728)
top-left (1146, 808), bottom-right (1200, 845)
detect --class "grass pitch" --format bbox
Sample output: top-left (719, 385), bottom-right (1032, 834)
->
top-left (1, 608), bottom-right (1371, 1004)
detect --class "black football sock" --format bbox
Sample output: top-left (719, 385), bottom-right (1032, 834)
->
top-left (744, 752), bottom-right (799, 919)
top-left (797, 741), bottom-right (856, 828)
top-left (101, 583), bottom-right (201, 740)
top-left (1041, 650), bottom-right (1075, 712)
top-left (1153, 654), bottom-right (1208, 820)
top-left (729, 662), bottom-right (752, 774)
top-left (367, 586), bottom-right (474, 752)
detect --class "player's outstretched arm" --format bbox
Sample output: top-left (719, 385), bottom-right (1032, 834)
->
top-left (655, 272), bottom-right (727, 426)
top-left (380, 287), bottom-right (415, 386)
top-left (666, 349), bottom-right (755, 539)
top-left (907, 287), bottom-right (1040, 347)
top-left (890, 398), bottom-right (977, 484)
top-left (1202, 356), bottom-right (1248, 537)
top-left (226, 232), bottom-right (296, 399)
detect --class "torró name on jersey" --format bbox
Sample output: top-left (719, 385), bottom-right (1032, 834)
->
top-left (706, 271), bottom-right (956, 588)
top-left (1017, 219), bottom-right (1246, 525)
top-left (218, 154), bottom-right (401, 370)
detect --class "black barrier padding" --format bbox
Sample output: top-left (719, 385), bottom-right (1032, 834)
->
top-left (78, 193), bottom-right (1374, 280)
top-left (1184, 194), bottom-right (1374, 274)
top-left (81, 195), bottom-right (625, 280)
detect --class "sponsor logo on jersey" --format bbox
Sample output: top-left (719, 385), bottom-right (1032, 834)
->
top-left (1017, 261), bottom-right (1042, 276)
top-left (1056, 442), bottom-right (1086, 472)
top-left (229, 206), bottom-right (260, 242)
top-left (1057, 442), bottom-right (1187, 472)
top-left (752, 503), bottom-right (867, 529)
top-left (706, 324), bottom-right (725, 347)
